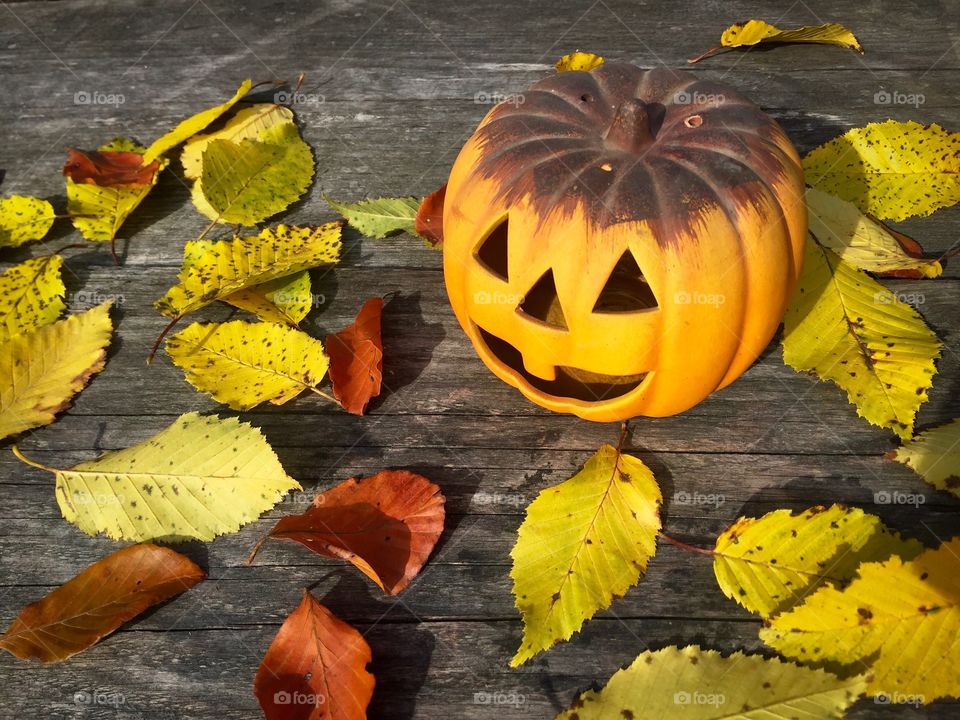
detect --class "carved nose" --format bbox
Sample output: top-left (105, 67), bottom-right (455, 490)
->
top-left (604, 99), bottom-right (654, 153)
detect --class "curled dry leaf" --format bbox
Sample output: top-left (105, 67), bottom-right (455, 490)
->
top-left (554, 51), bottom-right (604, 72)
top-left (690, 19), bottom-right (863, 63)
top-left (250, 469), bottom-right (445, 595)
top-left (254, 590), bottom-right (374, 720)
top-left (414, 184), bottom-right (446, 247)
top-left (63, 147), bottom-right (160, 187)
top-left (325, 298), bottom-right (384, 415)
top-left (0, 543), bottom-right (205, 663)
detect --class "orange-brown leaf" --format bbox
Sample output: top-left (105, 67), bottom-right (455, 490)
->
top-left (870, 218), bottom-right (931, 278)
top-left (325, 298), bottom-right (384, 415)
top-left (415, 183), bottom-right (446, 246)
top-left (63, 148), bottom-right (159, 187)
top-left (0, 544), bottom-right (204, 662)
top-left (262, 470), bottom-right (445, 595)
top-left (254, 589), bottom-right (374, 720)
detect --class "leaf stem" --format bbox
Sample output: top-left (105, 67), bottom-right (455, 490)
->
top-left (245, 535), bottom-right (268, 565)
top-left (659, 532), bottom-right (715, 557)
top-left (687, 45), bottom-right (724, 64)
top-left (11, 446), bottom-right (57, 473)
top-left (147, 315), bottom-right (183, 364)
top-left (308, 386), bottom-right (339, 405)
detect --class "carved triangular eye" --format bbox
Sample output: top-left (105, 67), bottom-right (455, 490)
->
top-left (475, 218), bottom-right (509, 281)
top-left (519, 269), bottom-right (568, 330)
top-left (593, 250), bottom-right (658, 312)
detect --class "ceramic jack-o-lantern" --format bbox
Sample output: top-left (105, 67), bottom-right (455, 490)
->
top-left (442, 63), bottom-right (807, 421)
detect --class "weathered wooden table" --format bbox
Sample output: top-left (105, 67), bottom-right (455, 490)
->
top-left (1, 0), bottom-right (958, 718)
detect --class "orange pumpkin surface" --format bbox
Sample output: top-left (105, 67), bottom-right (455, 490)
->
top-left (443, 64), bottom-right (807, 421)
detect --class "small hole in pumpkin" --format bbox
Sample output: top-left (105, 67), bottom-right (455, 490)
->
top-left (519, 269), bottom-right (568, 330)
top-left (684, 114), bottom-right (703, 128)
top-left (580, 93), bottom-right (592, 103)
top-left (593, 251), bottom-right (658, 313)
top-left (475, 218), bottom-right (509, 281)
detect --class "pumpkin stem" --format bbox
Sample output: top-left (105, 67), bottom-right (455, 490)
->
top-left (604, 99), bottom-right (654, 153)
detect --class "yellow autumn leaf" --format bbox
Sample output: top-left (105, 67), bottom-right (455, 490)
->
top-left (14, 412), bottom-right (300, 543)
top-left (181, 103), bottom-right (295, 180)
top-left (555, 51), bottom-right (604, 72)
top-left (887, 419), bottom-right (960, 498)
top-left (0, 196), bottom-right (55, 248)
top-left (510, 443), bottom-right (661, 666)
top-left (557, 645), bottom-right (867, 720)
top-left (806, 188), bottom-right (942, 278)
top-left (154, 223), bottom-right (341, 319)
top-left (762, 537), bottom-right (960, 700)
top-left (141, 79), bottom-right (252, 165)
top-left (782, 237), bottom-right (941, 440)
top-left (223, 270), bottom-right (313, 325)
top-left (804, 120), bottom-right (960, 221)
top-left (0, 255), bottom-right (66, 343)
top-left (324, 195), bottom-right (421, 239)
top-left (690, 19), bottom-right (863, 62)
top-left (166, 320), bottom-right (330, 410)
top-left (714, 505), bottom-right (923, 618)
top-left (0, 302), bottom-right (112, 441)
top-left (67, 137), bottom-right (169, 242)
top-left (191, 122), bottom-right (314, 225)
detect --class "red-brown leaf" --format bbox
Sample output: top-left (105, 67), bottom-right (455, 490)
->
top-left (260, 470), bottom-right (445, 595)
top-left (415, 183), bottom-right (446, 247)
top-left (0, 544), bottom-right (205, 662)
top-left (254, 590), bottom-right (374, 720)
top-left (63, 148), bottom-right (159, 187)
top-left (325, 298), bottom-right (384, 415)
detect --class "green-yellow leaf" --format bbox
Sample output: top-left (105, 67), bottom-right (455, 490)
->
top-left (181, 103), bottom-right (295, 180)
top-left (807, 188), bottom-right (942, 278)
top-left (0, 302), bottom-right (112, 441)
top-left (67, 137), bottom-right (169, 242)
top-left (223, 270), bottom-right (313, 325)
top-left (887, 419), bottom-right (960, 498)
top-left (142, 79), bottom-right (252, 165)
top-left (324, 195), bottom-right (420, 239)
top-left (0, 196), bottom-right (55, 248)
top-left (166, 320), bottom-right (329, 411)
top-left (557, 645), bottom-right (867, 720)
top-left (0, 255), bottom-right (66, 343)
top-left (804, 120), bottom-right (960, 221)
top-left (762, 537), bottom-right (960, 700)
top-left (510, 444), bottom-right (661, 666)
top-left (714, 504), bottom-right (923, 618)
top-left (191, 122), bottom-right (314, 225)
top-left (154, 223), bottom-right (341, 319)
top-left (16, 412), bottom-right (300, 543)
top-left (555, 51), bottom-right (604, 72)
top-left (782, 237), bottom-right (941, 440)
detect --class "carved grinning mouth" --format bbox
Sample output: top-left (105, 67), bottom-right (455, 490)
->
top-left (473, 324), bottom-right (648, 403)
